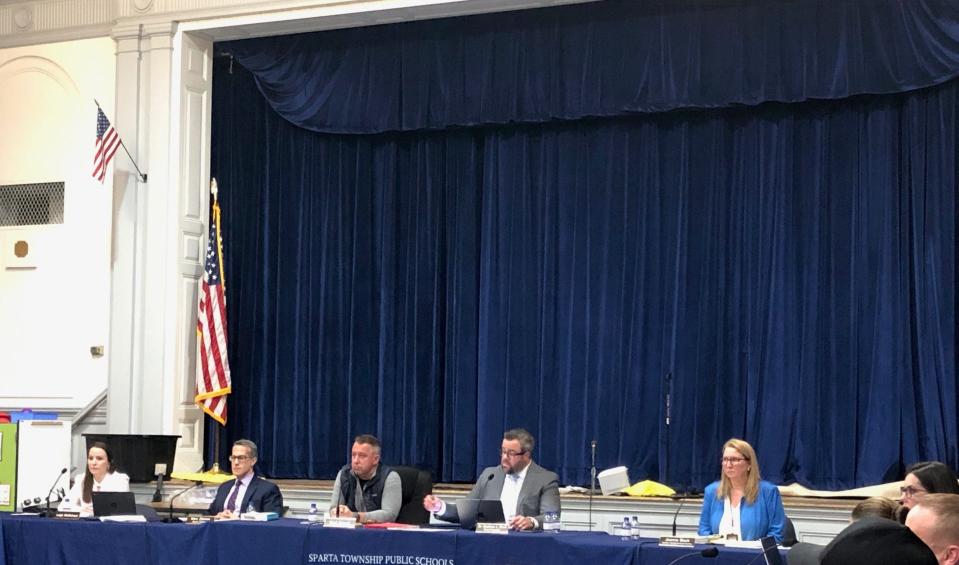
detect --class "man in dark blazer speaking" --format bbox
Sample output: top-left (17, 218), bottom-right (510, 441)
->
top-left (208, 439), bottom-right (283, 518)
top-left (423, 428), bottom-right (560, 530)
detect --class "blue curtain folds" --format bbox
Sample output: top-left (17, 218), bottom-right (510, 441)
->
top-left (221, 0), bottom-right (959, 134)
top-left (210, 52), bottom-right (958, 488)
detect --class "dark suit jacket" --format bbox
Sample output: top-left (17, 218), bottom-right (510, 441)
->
top-left (787, 542), bottom-right (824, 565)
top-left (207, 474), bottom-right (283, 515)
top-left (818, 517), bottom-right (936, 565)
top-left (437, 461), bottom-right (560, 529)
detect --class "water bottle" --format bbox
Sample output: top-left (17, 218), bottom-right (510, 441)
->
top-left (308, 502), bottom-right (319, 522)
top-left (621, 516), bottom-right (632, 540)
top-left (631, 516), bottom-right (640, 540)
top-left (543, 511), bottom-right (561, 533)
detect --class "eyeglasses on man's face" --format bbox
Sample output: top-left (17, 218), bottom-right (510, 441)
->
top-left (500, 449), bottom-right (528, 458)
top-left (228, 455), bottom-right (251, 463)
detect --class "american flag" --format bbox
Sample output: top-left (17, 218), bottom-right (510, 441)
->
top-left (195, 181), bottom-right (232, 425)
top-left (92, 107), bottom-right (121, 182)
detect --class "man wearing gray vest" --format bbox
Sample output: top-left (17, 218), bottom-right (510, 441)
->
top-left (329, 434), bottom-right (402, 523)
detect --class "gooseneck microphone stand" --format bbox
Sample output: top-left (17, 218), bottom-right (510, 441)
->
top-left (664, 371), bottom-right (672, 486)
top-left (588, 440), bottom-right (597, 532)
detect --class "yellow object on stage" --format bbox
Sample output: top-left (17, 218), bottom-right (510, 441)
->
top-left (171, 470), bottom-right (233, 484)
top-left (623, 479), bottom-right (676, 497)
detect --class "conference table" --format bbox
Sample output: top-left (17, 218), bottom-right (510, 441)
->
top-left (0, 513), bottom-right (786, 565)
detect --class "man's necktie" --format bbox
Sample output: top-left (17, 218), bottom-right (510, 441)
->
top-left (225, 480), bottom-right (241, 511)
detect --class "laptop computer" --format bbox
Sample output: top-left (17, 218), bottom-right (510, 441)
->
top-left (455, 499), bottom-right (506, 530)
top-left (92, 492), bottom-right (138, 517)
top-left (761, 536), bottom-right (783, 565)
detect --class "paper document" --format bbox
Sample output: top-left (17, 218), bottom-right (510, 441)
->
top-left (100, 515), bottom-right (147, 523)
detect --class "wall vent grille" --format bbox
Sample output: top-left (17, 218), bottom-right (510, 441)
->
top-left (0, 182), bottom-right (65, 226)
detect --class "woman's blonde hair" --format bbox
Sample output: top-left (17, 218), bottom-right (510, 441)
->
top-left (716, 438), bottom-right (761, 504)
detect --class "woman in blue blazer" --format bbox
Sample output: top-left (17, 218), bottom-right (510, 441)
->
top-left (698, 438), bottom-right (786, 543)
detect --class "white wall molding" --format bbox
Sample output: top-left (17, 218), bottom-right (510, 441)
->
top-left (168, 27), bottom-right (211, 473)
top-left (0, 54), bottom-right (79, 94)
top-left (1, 0), bottom-right (596, 47)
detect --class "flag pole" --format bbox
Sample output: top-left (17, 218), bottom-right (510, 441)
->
top-left (94, 98), bottom-right (148, 183)
top-left (212, 178), bottom-right (220, 473)
top-left (203, 178), bottom-right (228, 476)
top-left (210, 424), bottom-right (222, 474)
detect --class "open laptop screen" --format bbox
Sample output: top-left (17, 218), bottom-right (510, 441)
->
top-left (92, 491), bottom-right (137, 517)
top-left (761, 536), bottom-right (783, 565)
top-left (455, 499), bottom-right (506, 530)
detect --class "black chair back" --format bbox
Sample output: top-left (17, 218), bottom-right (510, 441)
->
top-left (392, 466), bottom-right (432, 525)
top-left (782, 515), bottom-right (799, 547)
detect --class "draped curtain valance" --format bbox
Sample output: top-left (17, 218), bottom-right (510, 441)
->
top-left (221, 0), bottom-right (959, 134)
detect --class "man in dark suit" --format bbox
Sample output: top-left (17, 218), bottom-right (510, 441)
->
top-left (208, 439), bottom-right (283, 518)
top-left (423, 428), bottom-right (560, 530)
top-left (813, 517), bottom-right (937, 565)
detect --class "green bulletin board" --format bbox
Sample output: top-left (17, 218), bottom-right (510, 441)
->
top-left (0, 423), bottom-right (18, 512)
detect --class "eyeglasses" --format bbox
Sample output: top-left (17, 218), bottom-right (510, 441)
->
top-left (721, 457), bottom-right (749, 465)
top-left (900, 485), bottom-right (927, 497)
top-left (500, 449), bottom-right (528, 458)
top-left (228, 455), bottom-right (251, 462)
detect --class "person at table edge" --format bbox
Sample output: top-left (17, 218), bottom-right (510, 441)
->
top-left (698, 437), bottom-right (785, 543)
top-left (423, 428), bottom-right (560, 530)
top-left (208, 439), bottom-right (283, 518)
top-left (329, 434), bottom-right (402, 523)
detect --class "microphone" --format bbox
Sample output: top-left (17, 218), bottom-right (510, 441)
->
top-left (168, 480), bottom-right (203, 522)
top-left (671, 496), bottom-right (686, 536)
top-left (44, 467), bottom-right (68, 517)
top-left (664, 547), bottom-right (719, 565)
top-left (488, 473), bottom-right (496, 481)
top-left (664, 371), bottom-right (672, 486)
top-left (588, 440), bottom-right (597, 532)
top-left (665, 371), bottom-right (672, 426)
top-left (152, 463), bottom-right (168, 503)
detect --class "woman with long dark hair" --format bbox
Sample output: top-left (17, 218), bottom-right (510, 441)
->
top-left (899, 461), bottom-right (959, 518)
top-left (60, 442), bottom-right (130, 516)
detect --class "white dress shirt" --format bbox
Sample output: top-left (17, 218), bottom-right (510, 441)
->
top-left (718, 497), bottom-right (743, 539)
top-left (59, 471), bottom-right (131, 517)
top-left (500, 464), bottom-right (529, 521)
top-left (224, 470), bottom-right (254, 513)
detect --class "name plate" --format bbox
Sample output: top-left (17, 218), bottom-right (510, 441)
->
top-left (658, 536), bottom-right (708, 547)
top-left (323, 516), bottom-right (358, 529)
top-left (475, 522), bottom-right (509, 535)
top-left (240, 511), bottom-right (278, 522)
top-left (54, 511), bottom-right (81, 520)
top-left (187, 515), bottom-right (216, 524)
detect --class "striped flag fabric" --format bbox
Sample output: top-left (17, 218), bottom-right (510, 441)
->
top-left (92, 107), bottom-right (121, 182)
top-left (195, 181), bottom-right (232, 425)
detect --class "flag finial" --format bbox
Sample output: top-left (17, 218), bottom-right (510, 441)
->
top-left (211, 178), bottom-right (219, 201)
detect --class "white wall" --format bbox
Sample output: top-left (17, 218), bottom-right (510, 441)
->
top-left (0, 37), bottom-right (115, 411)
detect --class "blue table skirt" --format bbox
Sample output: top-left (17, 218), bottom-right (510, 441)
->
top-left (0, 514), bottom-right (785, 565)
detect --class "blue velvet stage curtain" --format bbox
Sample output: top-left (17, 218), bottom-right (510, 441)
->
top-left (209, 52), bottom-right (958, 488)
top-left (221, 0), bottom-right (959, 134)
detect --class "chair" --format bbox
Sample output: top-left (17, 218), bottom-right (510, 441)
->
top-left (393, 466), bottom-right (433, 525)
top-left (782, 515), bottom-right (799, 547)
